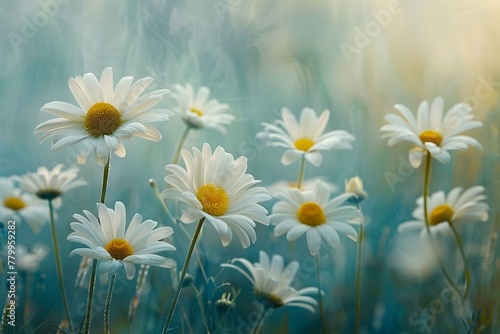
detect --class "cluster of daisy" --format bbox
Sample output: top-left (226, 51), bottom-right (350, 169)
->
top-left (7, 65), bottom-right (491, 334)
top-left (18, 68), bottom-right (180, 333)
top-left (381, 97), bottom-right (489, 297)
top-left (21, 67), bottom-right (328, 333)
top-left (257, 107), bottom-right (363, 256)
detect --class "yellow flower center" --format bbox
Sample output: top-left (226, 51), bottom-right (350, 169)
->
top-left (84, 102), bottom-right (122, 137)
top-left (189, 107), bottom-right (203, 117)
top-left (196, 184), bottom-right (229, 216)
top-left (105, 238), bottom-right (133, 260)
top-left (4, 197), bottom-right (26, 211)
top-left (255, 290), bottom-right (284, 308)
top-left (297, 202), bottom-right (326, 227)
top-left (419, 130), bottom-right (443, 146)
top-left (294, 137), bottom-right (315, 152)
top-left (429, 204), bottom-right (454, 226)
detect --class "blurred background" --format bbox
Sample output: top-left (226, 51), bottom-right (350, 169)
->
top-left (0, 0), bottom-right (499, 333)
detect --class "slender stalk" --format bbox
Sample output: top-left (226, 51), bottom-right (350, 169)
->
top-left (180, 305), bottom-right (194, 334)
top-left (82, 260), bottom-right (98, 334)
top-left (104, 274), bottom-right (116, 334)
top-left (129, 264), bottom-right (150, 322)
top-left (100, 157), bottom-right (111, 204)
top-left (296, 156), bottom-right (306, 190)
top-left (150, 179), bottom-right (209, 283)
top-left (150, 178), bottom-right (178, 225)
top-left (315, 254), bottom-right (327, 334)
top-left (172, 126), bottom-right (191, 164)
top-left (190, 283), bottom-right (211, 333)
top-left (48, 199), bottom-right (74, 333)
top-left (448, 223), bottom-right (471, 299)
top-left (161, 218), bottom-right (205, 333)
top-left (82, 155), bottom-right (111, 334)
top-left (250, 305), bottom-right (269, 334)
top-left (421, 153), bottom-right (460, 295)
top-left (354, 203), bottom-right (364, 334)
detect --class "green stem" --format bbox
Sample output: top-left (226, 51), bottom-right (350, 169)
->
top-left (128, 264), bottom-right (149, 322)
top-left (150, 179), bottom-right (209, 284)
top-left (100, 157), bottom-right (111, 204)
top-left (150, 178), bottom-right (178, 225)
top-left (422, 153), bottom-right (461, 296)
top-left (190, 283), bottom-right (211, 333)
top-left (82, 260), bottom-right (97, 334)
top-left (296, 155), bottom-right (306, 190)
top-left (172, 126), bottom-right (191, 164)
top-left (82, 155), bottom-right (111, 334)
top-left (250, 305), bottom-right (269, 334)
top-left (448, 223), bottom-right (471, 300)
top-left (315, 254), bottom-right (327, 334)
top-left (161, 218), bottom-right (205, 333)
top-left (48, 199), bottom-right (74, 333)
top-left (354, 204), bottom-right (364, 334)
top-left (104, 274), bottom-right (116, 334)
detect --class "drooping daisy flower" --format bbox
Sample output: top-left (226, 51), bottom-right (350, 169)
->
top-left (344, 176), bottom-right (367, 204)
top-left (14, 164), bottom-right (86, 208)
top-left (67, 201), bottom-right (175, 279)
top-left (170, 84), bottom-right (234, 132)
top-left (162, 143), bottom-right (271, 248)
top-left (270, 180), bottom-right (361, 256)
top-left (34, 67), bottom-right (173, 166)
top-left (221, 251), bottom-right (318, 312)
top-left (398, 186), bottom-right (489, 236)
top-left (17, 244), bottom-right (49, 273)
top-left (380, 97), bottom-right (482, 168)
top-left (257, 107), bottom-right (355, 167)
top-left (0, 178), bottom-right (49, 233)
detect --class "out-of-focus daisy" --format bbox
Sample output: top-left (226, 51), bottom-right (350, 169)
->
top-left (266, 177), bottom-right (338, 197)
top-left (14, 164), bottom-right (86, 208)
top-left (0, 178), bottom-right (49, 233)
top-left (221, 251), bottom-right (318, 312)
top-left (398, 186), bottom-right (489, 236)
top-left (67, 201), bottom-right (175, 279)
top-left (380, 97), bottom-right (482, 168)
top-left (34, 67), bottom-right (172, 166)
top-left (162, 143), bottom-right (271, 248)
top-left (17, 244), bottom-right (49, 273)
top-left (344, 176), bottom-right (367, 204)
top-left (270, 180), bottom-right (361, 256)
top-left (170, 84), bottom-right (234, 132)
top-left (387, 235), bottom-right (440, 279)
top-left (257, 107), bottom-right (355, 167)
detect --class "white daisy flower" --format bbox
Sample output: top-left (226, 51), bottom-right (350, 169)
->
top-left (398, 186), bottom-right (489, 236)
top-left (34, 67), bottom-right (173, 166)
top-left (387, 234), bottom-right (440, 279)
top-left (17, 244), bottom-right (49, 273)
top-left (270, 180), bottom-right (362, 256)
top-left (380, 97), bottom-right (483, 168)
top-left (221, 251), bottom-right (318, 312)
top-left (67, 201), bottom-right (175, 280)
top-left (162, 143), bottom-right (271, 248)
top-left (14, 164), bottom-right (86, 208)
top-left (170, 84), bottom-right (234, 133)
top-left (257, 107), bottom-right (355, 167)
top-left (0, 178), bottom-right (49, 233)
